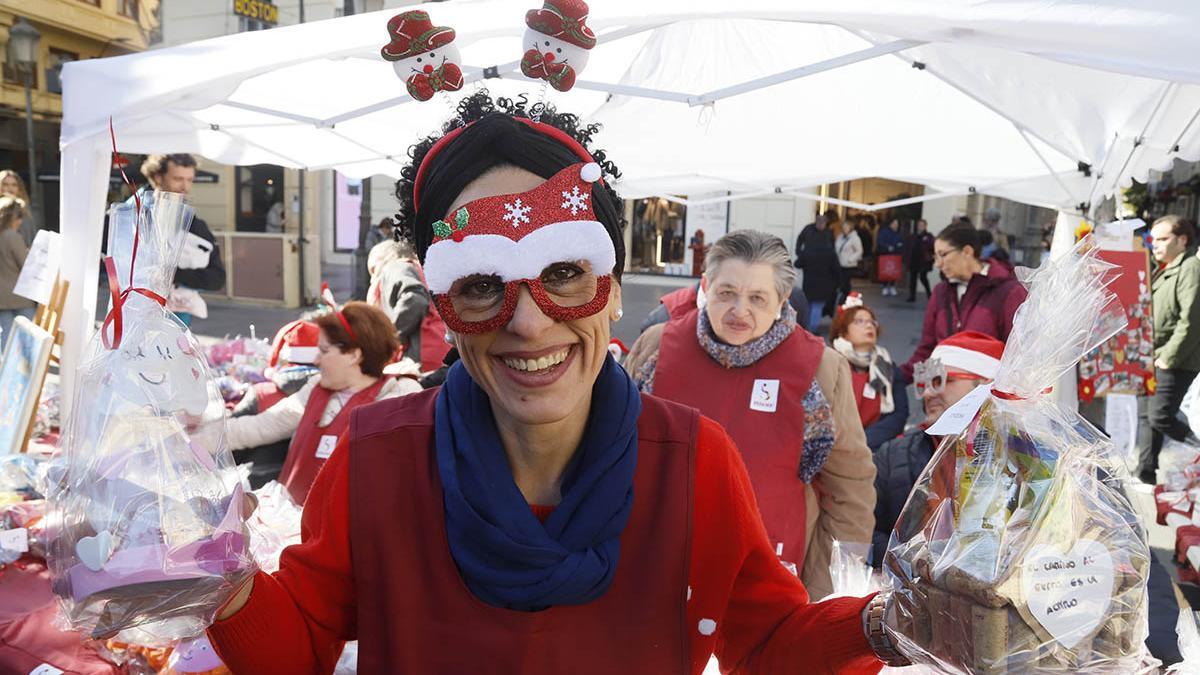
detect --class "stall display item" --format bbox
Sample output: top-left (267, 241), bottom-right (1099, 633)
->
top-left (48, 191), bottom-right (255, 643)
top-left (884, 238), bottom-right (1150, 673)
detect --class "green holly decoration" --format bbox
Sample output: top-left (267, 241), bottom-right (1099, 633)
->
top-left (432, 207), bottom-right (470, 240)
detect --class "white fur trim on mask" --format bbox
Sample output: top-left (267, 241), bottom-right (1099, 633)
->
top-left (424, 220), bottom-right (616, 293)
top-left (929, 345), bottom-right (1000, 379)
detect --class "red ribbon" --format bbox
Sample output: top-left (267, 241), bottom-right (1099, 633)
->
top-left (990, 386), bottom-right (1054, 401)
top-left (101, 118), bottom-right (164, 349)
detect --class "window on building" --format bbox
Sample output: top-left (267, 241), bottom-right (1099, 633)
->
top-left (78, 0), bottom-right (101, 5)
top-left (46, 49), bottom-right (78, 95)
top-left (3, 61), bottom-right (38, 88)
top-left (235, 165), bottom-right (285, 232)
top-left (119, 0), bottom-right (139, 18)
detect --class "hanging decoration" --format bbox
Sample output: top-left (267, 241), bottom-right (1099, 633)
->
top-left (520, 0), bottom-right (596, 92)
top-left (381, 10), bottom-right (465, 102)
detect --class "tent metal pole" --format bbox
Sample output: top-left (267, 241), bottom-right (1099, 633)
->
top-left (1016, 126), bottom-right (1080, 204)
top-left (688, 38), bottom-right (924, 106)
top-left (1086, 81), bottom-right (1176, 209)
top-left (848, 29), bottom-right (1084, 168)
top-left (223, 101), bottom-right (324, 126)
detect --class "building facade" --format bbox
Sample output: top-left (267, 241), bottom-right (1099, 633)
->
top-left (0, 0), bottom-right (157, 233)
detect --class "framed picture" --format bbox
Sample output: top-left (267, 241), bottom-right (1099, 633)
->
top-left (0, 316), bottom-right (53, 455)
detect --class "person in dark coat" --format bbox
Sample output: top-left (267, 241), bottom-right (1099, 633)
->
top-left (904, 219), bottom-right (934, 302)
top-left (875, 219), bottom-right (905, 296)
top-left (795, 211), bottom-right (842, 330)
top-left (900, 223), bottom-right (1026, 381)
top-left (872, 331), bottom-right (1004, 565)
top-left (139, 154), bottom-right (226, 326)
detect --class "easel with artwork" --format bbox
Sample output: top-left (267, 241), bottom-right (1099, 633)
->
top-left (0, 276), bottom-right (67, 455)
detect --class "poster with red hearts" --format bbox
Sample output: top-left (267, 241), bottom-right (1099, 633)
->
top-left (1078, 249), bottom-right (1155, 403)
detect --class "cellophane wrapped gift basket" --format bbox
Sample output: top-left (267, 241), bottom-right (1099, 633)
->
top-left (47, 191), bottom-right (255, 643)
top-left (884, 238), bottom-right (1151, 673)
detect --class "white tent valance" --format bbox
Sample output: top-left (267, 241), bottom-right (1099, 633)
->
top-left (57, 0), bottom-right (1200, 412)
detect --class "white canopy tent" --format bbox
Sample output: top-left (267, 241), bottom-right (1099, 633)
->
top-left (58, 0), bottom-right (1200, 411)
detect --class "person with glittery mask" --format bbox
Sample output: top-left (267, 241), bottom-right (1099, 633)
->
top-left (206, 93), bottom-right (897, 673)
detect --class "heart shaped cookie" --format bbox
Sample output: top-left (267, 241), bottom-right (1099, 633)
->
top-left (76, 530), bottom-right (114, 572)
top-left (1021, 538), bottom-right (1114, 649)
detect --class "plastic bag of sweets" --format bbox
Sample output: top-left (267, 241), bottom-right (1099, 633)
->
top-left (47, 191), bottom-right (256, 643)
top-left (883, 237), bottom-right (1151, 674)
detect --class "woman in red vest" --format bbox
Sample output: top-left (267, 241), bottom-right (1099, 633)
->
top-left (207, 93), bottom-right (905, 673)
top-left (625, 229), bottom-right (877, 599)
top-left (226, 302), bottom-right (418, 503)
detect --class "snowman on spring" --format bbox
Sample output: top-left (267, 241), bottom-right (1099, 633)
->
top-left (381, 10), bottom-right (464, 102)
top-left (520, 0), bottom-right (596, 92)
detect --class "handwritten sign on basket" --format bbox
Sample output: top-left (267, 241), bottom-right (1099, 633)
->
top-left (13, 230), bottom-right (62, 306)
top-left (1021, 538), bottom-right (1114, 649)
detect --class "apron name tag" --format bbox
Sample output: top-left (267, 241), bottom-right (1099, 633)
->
top-left (315, 434), bottom-right (339, 459)
top-left (863, 382), bottom-right (877, 400)
top-left (749, 379), bottom-right (780, 413)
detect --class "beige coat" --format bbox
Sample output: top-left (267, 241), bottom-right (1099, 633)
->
top-left (625, 323), bottom-right (877, 599)
top-left (0, 228), bottom-right (33, 310)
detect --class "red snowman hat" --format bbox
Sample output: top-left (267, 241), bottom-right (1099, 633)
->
top-left (381, 10), bottom-right (456, 61)
top-left (269, 320), bottom-right (320, 368)
top-left (423, 162), bottom-right (614, 294)
top-left (931, 331), bottom-right (1005, 379)
top-left (526, 0), bottom-right (597, 50)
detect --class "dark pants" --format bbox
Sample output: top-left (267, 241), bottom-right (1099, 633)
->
top-left (908, 265), bottom-right (931, 299)
top-left (1139, 367), bottom-right (1199, 482)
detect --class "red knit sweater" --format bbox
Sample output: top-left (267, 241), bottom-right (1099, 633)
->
top-left (209, 417), bottom-right (882, 674)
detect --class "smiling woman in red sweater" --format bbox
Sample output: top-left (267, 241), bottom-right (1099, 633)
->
top-left (206, 91), bottom-right (894, 674)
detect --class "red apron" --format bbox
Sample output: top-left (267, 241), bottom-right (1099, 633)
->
top-left (347, 389), bottom-right (693, 674)
top-left (277, 378), bottom-right (387, 504)
top-left (653, 306), bottom-right (823, 567)
top-left (851, 368), bottom-right (882, 428)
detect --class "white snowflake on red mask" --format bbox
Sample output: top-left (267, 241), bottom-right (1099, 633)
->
top-left (503, 198), bottom-right (532, 227)
top-left (561, 185), bottom-right (589, 215)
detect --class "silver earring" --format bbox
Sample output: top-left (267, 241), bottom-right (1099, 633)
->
top-left (444, 331), bottom-right (454, 344)
top-left (614, 308), bottom-right (624, 321)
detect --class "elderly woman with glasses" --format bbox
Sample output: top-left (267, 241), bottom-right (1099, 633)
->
top-left (900, 222), bottom-right (1026, 382)
top-left (624, 229), bottom-right (877, 600)
top-left (828, 299), bottom-right (908, 451)
top-left (205, 93), bottom-right (902, 673)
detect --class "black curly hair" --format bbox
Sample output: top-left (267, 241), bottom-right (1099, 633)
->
top-left (394, 90), bottom-right (626, 279)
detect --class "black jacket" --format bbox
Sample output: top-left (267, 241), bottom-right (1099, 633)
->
top-left (871, 428), bottom-right (935, 566)
top-left (794, 224), bottom-right (841, 304)
top-left (174, 215), bottom-right (226, 292)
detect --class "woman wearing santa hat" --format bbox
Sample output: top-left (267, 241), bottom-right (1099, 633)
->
top-left (828, 294), bottom-right (908, 450)
top-left (207, 92), bottom-right (902, 673)
top-left (225, 302), bottom-right (420, 503)
top-left (872, 331), bottom-right (1004, 564)
top-left (624, 229), bottom-right (877, 599)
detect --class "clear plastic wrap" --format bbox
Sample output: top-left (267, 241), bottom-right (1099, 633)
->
top-left (884, 238), bottom-right (1151, 673)
top-left (1169, 610), bottom-right (1200, 674)
top-left (48, 191), bottom-right (256, 643)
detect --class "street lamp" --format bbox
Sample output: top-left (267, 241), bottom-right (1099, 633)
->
top-left (8, 18), bottom-right (41, 232)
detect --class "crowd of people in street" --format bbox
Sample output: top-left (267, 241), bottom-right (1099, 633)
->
top-left (1, 92), bottom-right (1198, 673)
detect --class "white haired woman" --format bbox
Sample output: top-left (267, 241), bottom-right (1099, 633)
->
top-left (625, 229), bottom-right (876, 598)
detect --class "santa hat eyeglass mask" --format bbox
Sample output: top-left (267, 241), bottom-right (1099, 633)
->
top-left (423, 161), bottom-right (615, 334)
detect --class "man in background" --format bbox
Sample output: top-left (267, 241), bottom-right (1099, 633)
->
top-left (139, 153), bottom-right (226, 326)
top-left (871, 331), bottom-right (1004, 565)
top-left (1139, 215), bottom-right (1200, 484)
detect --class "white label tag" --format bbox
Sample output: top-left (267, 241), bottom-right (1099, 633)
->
top-left (0, 527), bottom-right (28, 554)
top-left (749, 379), bottom-right (780, 413)
top-left (863, 382), bottom-right (877, 400)
top-left (925, 384), bottom-right (991, 437)
top-left (30, 665), bottom-right (65, 675)
top-left (1021, 539), bottom-right (1114, 649)
top-left (315, 434), bottom-right (339, 459)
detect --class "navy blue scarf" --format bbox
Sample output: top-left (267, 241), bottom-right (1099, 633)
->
top-left (435, 356), bottom-right (641, 611)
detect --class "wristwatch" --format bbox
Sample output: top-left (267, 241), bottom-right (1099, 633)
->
top-left (863, 592), bottom-right (912, 667)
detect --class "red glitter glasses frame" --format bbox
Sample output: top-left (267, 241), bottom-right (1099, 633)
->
top-left (434, 274), bottom-right (612, 334)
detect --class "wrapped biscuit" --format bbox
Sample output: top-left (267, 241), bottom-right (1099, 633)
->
top-left (884, 237), bottom-right (1150, 673)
